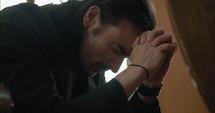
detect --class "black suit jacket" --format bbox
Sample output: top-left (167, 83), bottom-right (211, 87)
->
top-left (0, 3), bottom-right (160, 113)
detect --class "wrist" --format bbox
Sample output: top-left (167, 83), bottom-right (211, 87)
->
top-left (128, 63), bottom-right (149, 80)
top-left (137, 83), bottom-right (163, 97)
top-left (143, 79), bottom-right (163, 88)
top-left (137, 92), bottom-right (157, 105)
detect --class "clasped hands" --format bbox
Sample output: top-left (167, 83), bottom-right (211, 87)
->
top-left (129, 28), bottom-right (177, 88)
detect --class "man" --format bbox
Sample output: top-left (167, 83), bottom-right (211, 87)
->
top-left (0, 0), bottom-right (176, 113)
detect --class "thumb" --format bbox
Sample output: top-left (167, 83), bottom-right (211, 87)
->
top-left (140, 30), bottom-right (151, 44)
top-left (131, 36), bottom-right (141, 48)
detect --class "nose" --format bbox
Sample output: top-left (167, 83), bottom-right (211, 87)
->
top-left (110, 56), bottom-right (124, 73)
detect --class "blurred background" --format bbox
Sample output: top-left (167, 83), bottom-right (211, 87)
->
top-left (1, 0), bottom-right (214, 113)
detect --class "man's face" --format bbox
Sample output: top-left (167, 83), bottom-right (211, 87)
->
top-left (80, 18), bottom-right (142, 76)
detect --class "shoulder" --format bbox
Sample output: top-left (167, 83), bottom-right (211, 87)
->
top-left (1, 3), bottom-right (57, 35)
top-left (1, 3), bottom-right (49, 20)
top-left (0, 3), bottom-right (62, 56)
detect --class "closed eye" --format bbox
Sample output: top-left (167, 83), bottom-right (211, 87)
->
top-left (114, 43), bottom-right (130, 57)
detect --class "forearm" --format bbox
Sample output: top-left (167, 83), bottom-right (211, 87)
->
top-left (114, 65), bottom-right (161, 113)
top-left (120, 70), bottom-right (166, 113)
top-left (138, 79), bottom-right (163, 104)
top-left (114, 65), bottom-right (149, 97)
top-left (130, 91), bottom-right (161, 113)
top-left (130, 79), bottom-right (163, 113)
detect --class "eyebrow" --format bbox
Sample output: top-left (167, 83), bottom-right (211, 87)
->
top-left (116, 43), bottom-right (130, 56)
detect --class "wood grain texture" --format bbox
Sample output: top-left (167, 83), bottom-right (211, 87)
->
top-left (167, 0), bottom-right (215, 112)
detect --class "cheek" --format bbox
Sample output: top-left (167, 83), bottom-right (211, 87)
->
top-left (98, 47), bottom-right (112, 58)
top-left (96, 43), bottom-right (115, 61)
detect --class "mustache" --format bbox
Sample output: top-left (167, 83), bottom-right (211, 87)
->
top-left (95, 63), bottom-right (110, 71)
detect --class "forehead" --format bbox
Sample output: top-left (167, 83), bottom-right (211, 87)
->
top-left (111, 19), bottom-right (142, 54)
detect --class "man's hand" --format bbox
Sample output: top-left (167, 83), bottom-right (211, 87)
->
top-left (129, 27), bottom-right (177, 104)
top-left (144, 28), bottom-right (176, 87)
top-left (131, 28), bottom-right (177, 87)
top-left (129, 28), bottom-right (170, 79)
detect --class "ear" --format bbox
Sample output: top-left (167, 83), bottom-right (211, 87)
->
top-left (83, 5), bottom-right (101, 28)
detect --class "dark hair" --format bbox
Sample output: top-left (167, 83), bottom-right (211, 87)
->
top-left (66, 0), bottom-right (156, 31)
top-left (83, 0), bottom-right (156, 31)
top-left (46, 0), bottom-right (155, 48)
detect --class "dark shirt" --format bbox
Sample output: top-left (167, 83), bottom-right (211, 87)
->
top-left (0, 3), bottom-right (160, 113)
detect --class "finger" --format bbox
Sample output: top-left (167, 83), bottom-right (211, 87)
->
top-left (158, 42), bottom-right (177, 54)
top-left (148, 28), bottom-right (164, 42)
top-left (132, 36), bottom-right (141, 48)
top-left (172, 42), bottom-right (178, 53)
top-left (151, 32), bottom-right (172, 46)
top-left (139, 30), bottom-right (150, 44)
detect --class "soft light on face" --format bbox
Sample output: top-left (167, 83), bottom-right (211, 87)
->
top-left (80, 19), bottom-right (142, 76)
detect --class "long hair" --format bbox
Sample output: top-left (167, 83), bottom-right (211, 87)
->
top-left (46, 0), bottom-right (156, 47)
